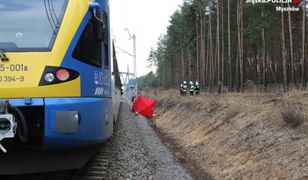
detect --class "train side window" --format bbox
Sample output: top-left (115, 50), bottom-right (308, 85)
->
top-left (103, 12), bottom-right (109, 68)
top-left (72, 15), bottom-right (102, 67)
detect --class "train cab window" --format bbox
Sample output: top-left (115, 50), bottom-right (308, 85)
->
top-left (0, 0), bottom-right (68, 52)
top-left (72, 15), bottom-right (102, 67)
top-left (103, 13), bottom-right (109, 68)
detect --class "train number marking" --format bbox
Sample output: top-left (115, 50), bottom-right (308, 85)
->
top-left (94, 71), bottom-right (108, 86)
top-left (95, 87), bottom-right (104, 96)
top-left (0, 76), bottom-right (25, 82)
top-left (0, 64), bottom-right (28, 72)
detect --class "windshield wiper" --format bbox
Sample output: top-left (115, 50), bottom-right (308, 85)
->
top-left (0, 49), bottom-right (9, 62)
top-left (44, 0), bottom-right (57, 35)
top-left (49, 0), bottom-right (60, 27)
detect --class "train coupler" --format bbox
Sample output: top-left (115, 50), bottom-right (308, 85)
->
top-left (0, 100), bottom-right (17, 153)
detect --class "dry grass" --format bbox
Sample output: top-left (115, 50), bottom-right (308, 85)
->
top-left (208, 97), bottom-right (222, 113)
top-left (146, 88), bottom-right (308, 127)
top-left (223, 106), bottom-right (240, 123)
top-left (145, 88), bottom-right (308, 179)
top-left (280, 107), bottom-right (305, 127)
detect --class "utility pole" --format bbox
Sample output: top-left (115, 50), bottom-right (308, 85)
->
top-left (125, 28), bottom-right (137, 78)
top-left (125, 28), bottom-right (138, 98)
top-left (133, 34), bottom-right (136, 78)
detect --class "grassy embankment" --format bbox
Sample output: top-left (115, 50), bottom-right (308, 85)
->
top-left (144, 89), bottom-right (308, 179)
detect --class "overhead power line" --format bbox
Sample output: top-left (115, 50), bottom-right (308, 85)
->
top-left (116, 46), bottom-right (133, 57)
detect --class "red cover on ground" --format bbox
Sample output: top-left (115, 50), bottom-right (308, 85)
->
top-left (132, 96), bottom-right (156, 118)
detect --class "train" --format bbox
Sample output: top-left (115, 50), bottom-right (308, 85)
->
top-left (0, 0), bottom-right (122, 173)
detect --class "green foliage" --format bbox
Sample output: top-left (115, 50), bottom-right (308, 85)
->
top-left (137, 71), bottom-right (159, 89)
top-left (148, 0), bottom-right (306, 91)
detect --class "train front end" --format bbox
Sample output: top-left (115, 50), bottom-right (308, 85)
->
top-left (0, 0), bottom-right (113, 152)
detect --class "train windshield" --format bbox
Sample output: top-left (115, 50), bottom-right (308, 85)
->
top-left (0, 0), bottom-right (68, 52)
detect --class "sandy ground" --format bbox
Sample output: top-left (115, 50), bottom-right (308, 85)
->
top-left (144, 89), bottom-right (308, 179)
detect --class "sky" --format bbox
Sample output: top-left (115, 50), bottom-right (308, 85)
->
top-left (110, 0), bottom-right (183, 78)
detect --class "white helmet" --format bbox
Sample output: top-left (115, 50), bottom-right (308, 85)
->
top-left (189, 81), bottom-right (193, 84)
top-left (196, 81), bottom-right (199, 85)
top-left (183, 81), bottom-right (187, 84)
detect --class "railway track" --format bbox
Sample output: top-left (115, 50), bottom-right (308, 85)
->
top-left (76, 139), bottom-right (115, 180)
top-left (0, 139), bottom-right (115, 180)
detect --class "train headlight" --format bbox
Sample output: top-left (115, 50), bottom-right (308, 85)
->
top-left (0, 118), bottom-right (11, 131)
top-left (44, 73), bottom-right (55, 83)
top-left (39, 66), bottom-right (79, 86)
top-left (56, 69), bottom-right (70, 81)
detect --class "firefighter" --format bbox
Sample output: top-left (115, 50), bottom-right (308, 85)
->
top-left (182, 81), bottom-right (188, 96)
top-left (195, 81), bottom-right (200, 95)
top-left (180, 82), bottom-right (184, 95)
top-left (189, 81), bottom-right (195, 96)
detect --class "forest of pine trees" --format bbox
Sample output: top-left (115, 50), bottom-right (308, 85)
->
top-left (145, 0), bottom-right (308, 93)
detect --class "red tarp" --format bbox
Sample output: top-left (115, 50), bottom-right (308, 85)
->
top-left (132, 96), bottom-right (156, 118)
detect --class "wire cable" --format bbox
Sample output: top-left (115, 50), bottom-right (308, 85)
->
top-left (44, 0), bottom-right (57, 35)
top-left (48, 0), bottom-right (59, 29)
top-left (50, 0), bottom-right (60, 26)
top-left (116, 46), bottom-right (133, 56)
top-left (8, 104), bottom-right (28, 144)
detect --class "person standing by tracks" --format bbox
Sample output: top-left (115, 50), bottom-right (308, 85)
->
top-left (194, 81), bottom-right (200, 95)
top-left (181, 81), bottom-right (188, 96)
top-left (180, 82), bottom-right (184, 96)
top-left (189, 81), bottom-right (195, 96)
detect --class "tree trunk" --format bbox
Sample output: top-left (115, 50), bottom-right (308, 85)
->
top-left (235, 1), bottom-right (239, 91)
top-left (227, 0), bottom-right (232, 92)
top-left (209, 1), bottom-right (214, 93)
top-left (206, 14), bottom-right (211, 89)
top-left (262, 8), bottom-right (267, 91)
top-left (269, 58), bottom-right (277, 85)
top-left (181, 47), bottom-right (185, 81)
top-left (257, 61), bottom-right (261, 90)
top-left (162, 68), bottom-right (165, 88)
top-left (237, 0), bottom-right (244, 92)
top-left (216, 0), bottom-right (221, 93)
top-left (288, 3), bottom-right (295, 88)
top-left (196, 12), bottom-right (200, 82)
top-left (221, 0), bottom-right (224, 93)
top-left (281, 6), bottom-right (288, 92)
top-left (171, 60), bottom-right (174, 88)
top-left (240, 0), bottom-right (244, 92)
top-left (200, 9), bottom-right (206, 88)
top-left (207, 28), bottom-right (210, 89)
top-left (188, 49), bottom-right (192, 81)
top-left (302, 0), bottom-right (306, 89)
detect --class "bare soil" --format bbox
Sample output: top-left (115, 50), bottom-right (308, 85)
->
top-left (144, 89), bottom-right (308, 179)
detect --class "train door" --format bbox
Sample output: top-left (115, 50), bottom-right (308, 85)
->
top-left (67, 1), bottom-right (113, 138)
top-left (71, 6), bottom-right (111, 98)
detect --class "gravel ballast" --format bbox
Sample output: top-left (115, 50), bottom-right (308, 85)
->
top-left (107, 102), bottom-right (192, 179)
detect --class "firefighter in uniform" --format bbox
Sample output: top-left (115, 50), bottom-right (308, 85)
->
top-left (182, 81), bottom-right (188, 96)
top-left (180, 83), bottom-right (183, 95)
top-left (195, 81), bottom-right (200, 95)
top-left (189, 81), bottom-right (195, 96)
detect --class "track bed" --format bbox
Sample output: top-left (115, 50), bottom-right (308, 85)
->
top-left (1, 102), bottom-right (191, 180)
